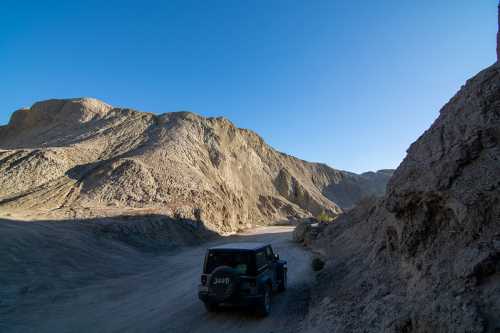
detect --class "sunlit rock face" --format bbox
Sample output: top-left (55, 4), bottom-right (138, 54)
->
top-left (0, 97), bottom-right (392, 232)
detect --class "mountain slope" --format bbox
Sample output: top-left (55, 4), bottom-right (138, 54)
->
top-left (304, 63), bottom-right (500, 332)
top-left (0, 98), bottom-right (392, 232)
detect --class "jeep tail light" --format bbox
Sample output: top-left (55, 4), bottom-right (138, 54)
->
top-left (201, 275), bottom-right (207, 285)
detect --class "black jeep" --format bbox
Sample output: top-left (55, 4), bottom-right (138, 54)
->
top-left (198, 242), bottom-right (287, 316)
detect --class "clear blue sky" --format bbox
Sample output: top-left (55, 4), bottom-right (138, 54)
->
top-left (0, 0), bottom-right (497, 173)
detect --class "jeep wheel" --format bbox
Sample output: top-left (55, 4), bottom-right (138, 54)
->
top-left (256, 285), bottom-right (272, 317)
top-left (279, 271), bottom-right (287, 292)
top-left (204, 301), bottom-right (218, 313)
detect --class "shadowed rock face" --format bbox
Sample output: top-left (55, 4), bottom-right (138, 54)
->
top-left (0, 98), bottom-right (392, 233)
top-left (304, 64), bottom-right (500, 332)
top-left (386, 64), bottom-right (500, 258)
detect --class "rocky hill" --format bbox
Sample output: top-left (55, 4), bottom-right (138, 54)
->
top-left (303, 62), bottom-right (500, 332)
top-left (0, 98), bottom-right (392, 233)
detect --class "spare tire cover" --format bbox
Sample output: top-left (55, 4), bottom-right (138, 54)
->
top-left (208, 266), bottom-right (240, 302)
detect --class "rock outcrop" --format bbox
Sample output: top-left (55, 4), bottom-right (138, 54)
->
top-left (303, 63), bottom-right (500, 332)
top-left (0, 98), bottom-right (392, 233)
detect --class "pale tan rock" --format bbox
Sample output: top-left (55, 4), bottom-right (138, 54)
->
top-left (0, 98), bottom-right (392, 233)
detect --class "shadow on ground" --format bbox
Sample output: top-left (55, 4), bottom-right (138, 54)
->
top-left (0, 218), bottom-right (310, 333)
top-left (0, 215), bottom-right (216, 312)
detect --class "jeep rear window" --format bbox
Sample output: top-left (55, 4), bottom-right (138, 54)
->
top-left (204, 251), bottom-right (254, 274)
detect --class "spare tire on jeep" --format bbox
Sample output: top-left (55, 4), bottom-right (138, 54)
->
top-left (208, 266), bottom-right (241, 303)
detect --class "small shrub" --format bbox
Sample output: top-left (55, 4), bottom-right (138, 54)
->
top-left (312, 257), bottom-right (325, 271)
top-left (316, 212), bottom-right (336, 223)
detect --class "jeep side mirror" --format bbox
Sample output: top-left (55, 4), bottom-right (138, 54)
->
top-left (275, 254), bottom-right (280, 260)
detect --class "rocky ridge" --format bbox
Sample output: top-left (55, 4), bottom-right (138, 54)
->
top-left (302, 62), bottom-right (500, 332)
top-left (0, 98), bottom-right (392, 233)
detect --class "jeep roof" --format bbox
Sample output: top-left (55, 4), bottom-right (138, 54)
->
top-left (208, 242), bottom-right (267, 251)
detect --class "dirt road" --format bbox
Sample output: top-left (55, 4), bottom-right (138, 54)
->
top-left (3, 226), bottom-right (313, 333)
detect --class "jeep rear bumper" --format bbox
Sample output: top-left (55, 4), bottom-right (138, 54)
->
top-left (198, 286), bottom-right (263, 306)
